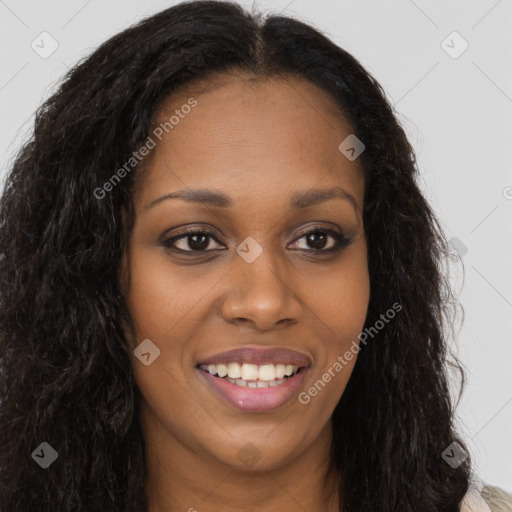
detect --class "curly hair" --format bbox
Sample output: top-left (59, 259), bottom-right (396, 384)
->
top-left (0, 1), bottom-right (472, 510)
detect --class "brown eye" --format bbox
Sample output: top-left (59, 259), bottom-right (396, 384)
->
top-left (163, 230), bottom-right (224, 252)
top-left (305, 231), bottom-right (330, 250)
top-left (162, 226), bottom-right (352, 257)
top-left (289, 229), bottom-right (352, 252)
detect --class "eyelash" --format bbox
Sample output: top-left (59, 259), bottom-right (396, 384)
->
top-left (162, 226), bottom-right (353, 255)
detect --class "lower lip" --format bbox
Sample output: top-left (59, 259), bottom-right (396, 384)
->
top-left (197, 367), bottom-right (309, 413)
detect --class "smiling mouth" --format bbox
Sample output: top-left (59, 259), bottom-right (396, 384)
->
top-left (197, 363), bottom-right (303, 388)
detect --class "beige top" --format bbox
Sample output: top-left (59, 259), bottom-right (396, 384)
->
top-left (461, 482), bottom-right (512, 511)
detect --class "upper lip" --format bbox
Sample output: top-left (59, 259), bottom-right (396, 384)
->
top-left (197, 346), bottom-right (311, 367)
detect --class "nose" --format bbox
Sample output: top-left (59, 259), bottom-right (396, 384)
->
top-left (219, 248), bottom-right (303, 331)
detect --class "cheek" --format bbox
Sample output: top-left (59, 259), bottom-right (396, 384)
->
top-left (297, 267), bottom-right (368, 415)
top-left (123, 249), bottom-right (209, 342)
top-left (125, 254), bottom-right (198, 426)
top-left (304, 257), bottom-right (370, 344)
top-left (300, 254), bottom-right (370, 406)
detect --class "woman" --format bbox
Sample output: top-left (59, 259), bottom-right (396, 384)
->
top-left (0, 1), bottom-right (510, 510)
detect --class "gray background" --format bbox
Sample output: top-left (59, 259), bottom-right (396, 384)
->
top-left (1, 0), bottom-right (511, 490)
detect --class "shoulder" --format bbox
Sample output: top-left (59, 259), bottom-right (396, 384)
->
top-left (461, 482), bottom-right (512, 512)
top-left (481, 484), bottom-right (512, 512)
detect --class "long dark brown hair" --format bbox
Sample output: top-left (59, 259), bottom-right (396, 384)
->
top-left (0, 1), bottom-right (471, 510)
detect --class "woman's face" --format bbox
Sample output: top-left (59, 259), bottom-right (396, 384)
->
top-left (123, 73), bottom-right (370, 472)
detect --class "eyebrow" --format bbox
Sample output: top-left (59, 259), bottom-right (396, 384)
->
top-left (146, 186), bottom-right (360, 215)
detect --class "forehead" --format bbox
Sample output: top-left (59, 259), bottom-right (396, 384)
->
top-left (134, 73), bottom-right (364, 208)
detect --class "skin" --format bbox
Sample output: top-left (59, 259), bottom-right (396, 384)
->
top-left (122, 72), bottom-right (370, 512)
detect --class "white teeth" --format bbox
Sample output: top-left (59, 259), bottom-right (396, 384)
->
top-left (227, 363), bottom-right (241, 379)
top-left (226, 377), bottom-right (247, 387)
top-left (276, 364), bottom-right (286, 379)
top-left (258, 364), bottom-right (276, 381)
top-left (225, 377), bottom-right (287, 388)
top-left (284, 364), bottom-right (294, 376)
top-left (216, 364), bottom-right (228, 378)
top-left (199, 362), bottom-right (300, 383)
top-left (241, 364), bottom-right (259, 380)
